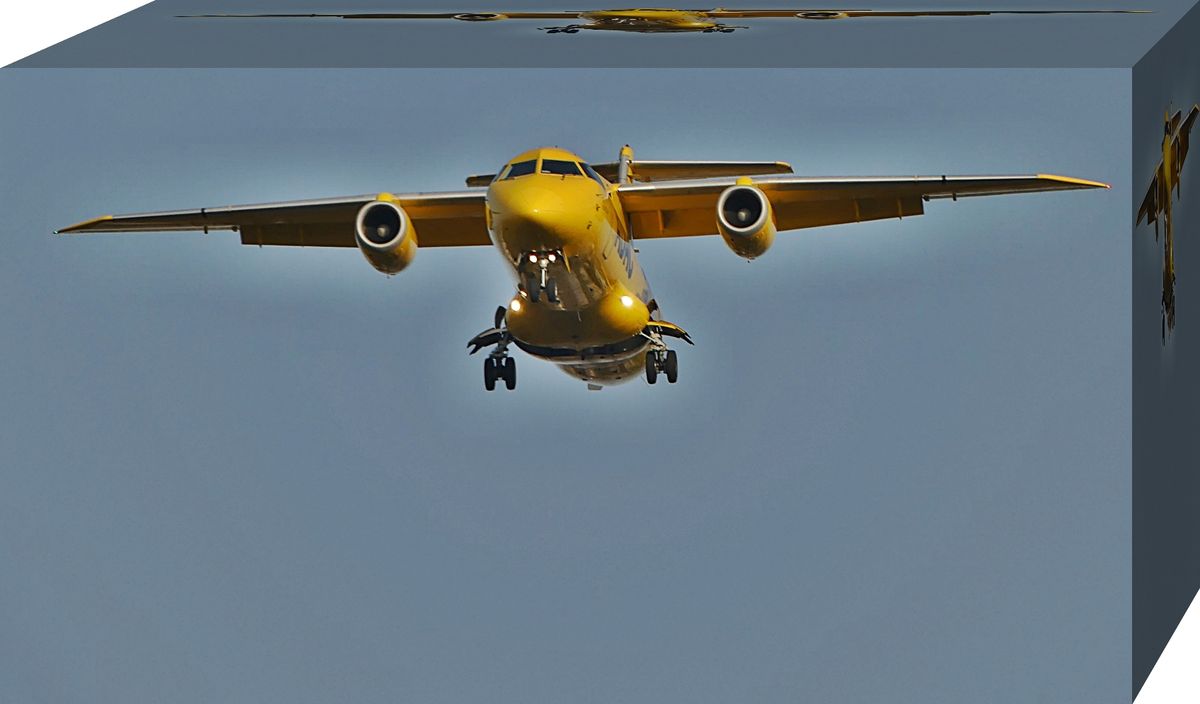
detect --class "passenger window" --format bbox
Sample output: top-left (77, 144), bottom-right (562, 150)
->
top-left (540, 159), bottom-right (583, 176)
top-left (504, 160), bottom-right (537, 179)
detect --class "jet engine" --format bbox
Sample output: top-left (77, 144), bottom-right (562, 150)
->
top-left (355, 200), bottom-right (417, 275)
top-left (795, 11), bottom-right (849, 19)
top-left (453, 13), bottom-right (507, 21)
top-left (716, 185), bottom-right (776, 259)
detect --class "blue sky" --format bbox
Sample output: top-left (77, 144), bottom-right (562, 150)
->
top-left (1, 69), bottom-right (1130, 702)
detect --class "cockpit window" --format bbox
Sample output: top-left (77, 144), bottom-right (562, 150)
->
top-left (503, 160), bottom-right (537, 179)
top-left (540, 159), bottom-right (583, 176)
top-left (582, 163), bottom-right (607, 187)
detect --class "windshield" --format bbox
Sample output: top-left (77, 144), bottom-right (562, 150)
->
top-left (540, 159), bottom-right (583, 176)
top-left (502, 160), bottom-right (537, 179)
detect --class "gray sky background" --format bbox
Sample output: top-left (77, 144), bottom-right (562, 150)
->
top-left (10, 0), bottom-right (1194, 68)
top-left (1, 69), bottom-right (1129, 703)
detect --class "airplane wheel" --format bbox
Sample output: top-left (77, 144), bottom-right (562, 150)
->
top-left (664, 350), bottom-right (678, 384)
top-left (719, 28), bottom-right (735, 33)
top-left (545, 278), bottom-right (559, 304)
top-left (484, 358), bottom-right (497, 391)
top-left (645, 351), bottom-right (658, 384)
top-left (503, 357), bottom-right (517, 390)
top-left (564, 27), bottom-right (579, 33)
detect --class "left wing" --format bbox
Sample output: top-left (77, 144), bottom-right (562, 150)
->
top-left (179, 11), bottom-right (583, 20)
top-left (617, 173), bottom-right (1109, 239)
top-left (57, 190), bottom-right (491, 247)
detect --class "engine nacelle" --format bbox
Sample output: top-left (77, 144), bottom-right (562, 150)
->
top-left (716, 185), bottom-right (776, 259)
top-left (453, 12), bottom-right (507, 21)
top-left (795, 11), bottom-right (849, 19)
top-left (355, 200), bottom-right (417, 275)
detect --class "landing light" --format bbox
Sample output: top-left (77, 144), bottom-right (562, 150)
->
top-left (528, 254), bottom-right (538, 263)
top-left (548, 253), bottom-right (557, 262)
top-left (510, 298), bottom-right (522, 312)
top-left (620, 295), bottom-right (634, 308)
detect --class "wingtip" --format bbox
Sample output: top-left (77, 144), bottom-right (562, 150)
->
top-left (1037, 174), bottom-right (1111, 190)
top-left (56, 215), bottom-right (114, 234)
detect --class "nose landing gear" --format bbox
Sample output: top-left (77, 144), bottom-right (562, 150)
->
top-left (522, 251), bottom-right (561, 304)
top-left (468, 305), bottom-right (517, 391)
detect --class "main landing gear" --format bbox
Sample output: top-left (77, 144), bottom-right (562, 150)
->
top-left (468, 306), bottom-right (517, 391)
top-left (645, 348), bottom-right (678, 384)
top-left (484, 356), bottom-right (516, 391)
top-left (643, 320), bottom-right (691, 386)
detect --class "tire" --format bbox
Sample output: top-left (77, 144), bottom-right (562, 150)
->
top-left (664, 350), bottom-right (678, 384)
top-left (645, 351), bottom-right (658, 384)
top-left (545, 278), bottom-right (559, 304)
top-left (484, 358), bottom-right (497, 391)
top-left (503, 357), bottom-right (517, 390)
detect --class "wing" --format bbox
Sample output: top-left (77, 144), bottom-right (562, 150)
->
top-left (1173, 105), bottom-right (1200, 177)
top-left (704, 8), bottom-right (1149, 19)
top-left (57, 190), bottom-right (491, 247)
top-left (179, 12), bottom-right (583, 20)
top-left (617, 173), bottom-right (1109, 239)
top-left (1138, 174), bottom-right (1160, 227)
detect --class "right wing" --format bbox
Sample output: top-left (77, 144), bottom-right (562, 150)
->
top-left (57, 190), bottom-right (491, 247)
top-left (706, 8), bottom-right (1150, 19)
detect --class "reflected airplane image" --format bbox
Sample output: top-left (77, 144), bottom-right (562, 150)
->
top-left (58, 145), bottom-right (1109, 390)
top-left (1138, 104), bottom-right (1199, 342)
top-left (180, 7), bottom-right (1149, 34)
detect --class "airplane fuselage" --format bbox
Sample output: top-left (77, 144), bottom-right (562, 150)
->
top-left (485, 147), bottom-right (658, 384)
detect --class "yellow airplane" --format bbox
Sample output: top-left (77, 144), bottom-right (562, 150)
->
top-left (180, 7), bottom-right (1148, 34)
top-left (1138, 105), bottom-right (1199, 342)
top-left (58, 145), bottom-right (1109, 390)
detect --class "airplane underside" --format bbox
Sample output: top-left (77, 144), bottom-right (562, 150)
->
top-left (467, 301), bottom-right (684, 390)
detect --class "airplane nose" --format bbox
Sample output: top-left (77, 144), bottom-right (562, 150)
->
top-left (491, 182), bottom-right (591, 251)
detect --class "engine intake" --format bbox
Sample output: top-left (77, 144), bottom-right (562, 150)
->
top-left (355, 200), bottom-right (417, 275)
top-left (716, 185), bottom-right (776, 259)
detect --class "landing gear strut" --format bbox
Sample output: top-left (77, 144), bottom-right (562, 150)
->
top-left (468, 306), bottom-right (517, 391)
